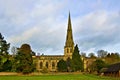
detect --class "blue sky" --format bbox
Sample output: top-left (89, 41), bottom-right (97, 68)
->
top-left (0, 0), bottom-right (120, 55)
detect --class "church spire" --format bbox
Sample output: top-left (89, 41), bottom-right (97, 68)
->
top-left (64, 12), bottom-right (74, 60)
top-left (65, 12), bottom-right (74, 48)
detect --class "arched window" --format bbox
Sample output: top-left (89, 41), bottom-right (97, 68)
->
top-left (40, 62), bottom-right (43, 69)
top-left (52, 62), bottom-right (55, 69)
top-left (46, 62), bottom-right (48, 68)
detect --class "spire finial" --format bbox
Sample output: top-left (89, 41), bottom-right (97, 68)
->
top-left (68, 11), bottom-right (70, 19)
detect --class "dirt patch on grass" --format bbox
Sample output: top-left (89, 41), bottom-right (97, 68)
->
top-left (0, 72), bottom-right (18, 76)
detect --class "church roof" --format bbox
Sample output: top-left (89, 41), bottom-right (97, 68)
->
top-left (40, 55), bottom-right (64, 57)
top-left (105, 63), bottom-right (120, 72)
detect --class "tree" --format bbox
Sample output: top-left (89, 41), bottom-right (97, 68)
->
top-left (11, 46), bottom-right (18, 56)
top-left (0, 33), bottom-right (10, 55)
top-left (72, 44), bottom-right (83, 71)
top-left (81, 52), bottom-right (86, 58)
top-left (31, 51), bottom-right (36, 56)
top-left (90, 59), bottom-right (106, 73)
top-left (114, 52), bottom-right (120, 59)
top-left (14, 44), bottom-right (34, 74)
top-left (66, 57), bottom-right (72, 72)
top-left (2, 60), bottom-right (12, 71)
top-left (106, 53), bottom-right (111, 57)
top-left (88, 53), bottom-right (96, 58)
top-left (57, 59), bottom-right (67, 72)
top-left (97, 50), bottom-right (107, 58)
top-left (105, 52), bottom-right (120, 64)
top-left (0, 33), bottom-right (11, 71)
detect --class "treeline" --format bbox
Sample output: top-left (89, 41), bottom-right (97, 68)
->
top-left (81, 50), bottom-right (120, 74)
top-left (81, 50), bottom-right (120, 59)
top-left (85, 50), bottom-right (120, 65)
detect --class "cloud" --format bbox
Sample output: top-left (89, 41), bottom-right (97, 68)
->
top-left (8, 27), bottom-right (39, 44)
top-left (0, 0), bottom-right (120, 55)
top-left (74, 11), bottom-right (120, 53)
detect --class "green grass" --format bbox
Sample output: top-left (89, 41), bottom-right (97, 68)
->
top-left (0, 74), bottom-right (119, 80)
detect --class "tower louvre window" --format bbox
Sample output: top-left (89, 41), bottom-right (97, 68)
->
top-left (67, 48), bottom-right (69, 53)
top-left (70, 48), bottom-right (72, 53)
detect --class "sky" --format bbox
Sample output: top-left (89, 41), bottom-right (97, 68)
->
top-left (0, 0), bottom-right (120, 56)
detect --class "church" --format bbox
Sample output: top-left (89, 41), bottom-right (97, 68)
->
top-left (36, 13), bottom-right (82, 71)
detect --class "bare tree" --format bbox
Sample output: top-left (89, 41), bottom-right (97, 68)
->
top-left (11, 46), bottom-right (18, 56)
top-left (97, 50), bottom-right (107, 58)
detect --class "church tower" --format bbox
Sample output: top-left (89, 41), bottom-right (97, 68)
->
top-left (64, 12), bottom-right (74, 60)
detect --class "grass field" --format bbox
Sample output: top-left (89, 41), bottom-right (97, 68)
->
top-left (0, 74), bottom-right (120, 80)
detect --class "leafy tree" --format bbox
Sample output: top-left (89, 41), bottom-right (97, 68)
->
top-left (57, 59), bottom-right (67, 72)
top-left (90, 59), bottom-right (106, 73)
top-left (2, 60), bottom-right (12, 71)
top-left (72, 44), bottom-right (83, 71)
top-left (14, 44), bottom-right (34, 74)
top-left (105, 52), bottom-right (120, 64)
top-left (0, 33), bottom-right (11, 71)
top-left (31, 51), bottom-right (36, 56)
top-left (0, 33), bottom-right (10, 55)
top-left (113, 53), bottom-right (120, 59)
top-left (106, 53), bottom-right (111, 57)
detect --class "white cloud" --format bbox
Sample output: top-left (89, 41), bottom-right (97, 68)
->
top-left (74, 10), bottom-right (120, 54)
top-left (8, 27), bottom-right (39, 43)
